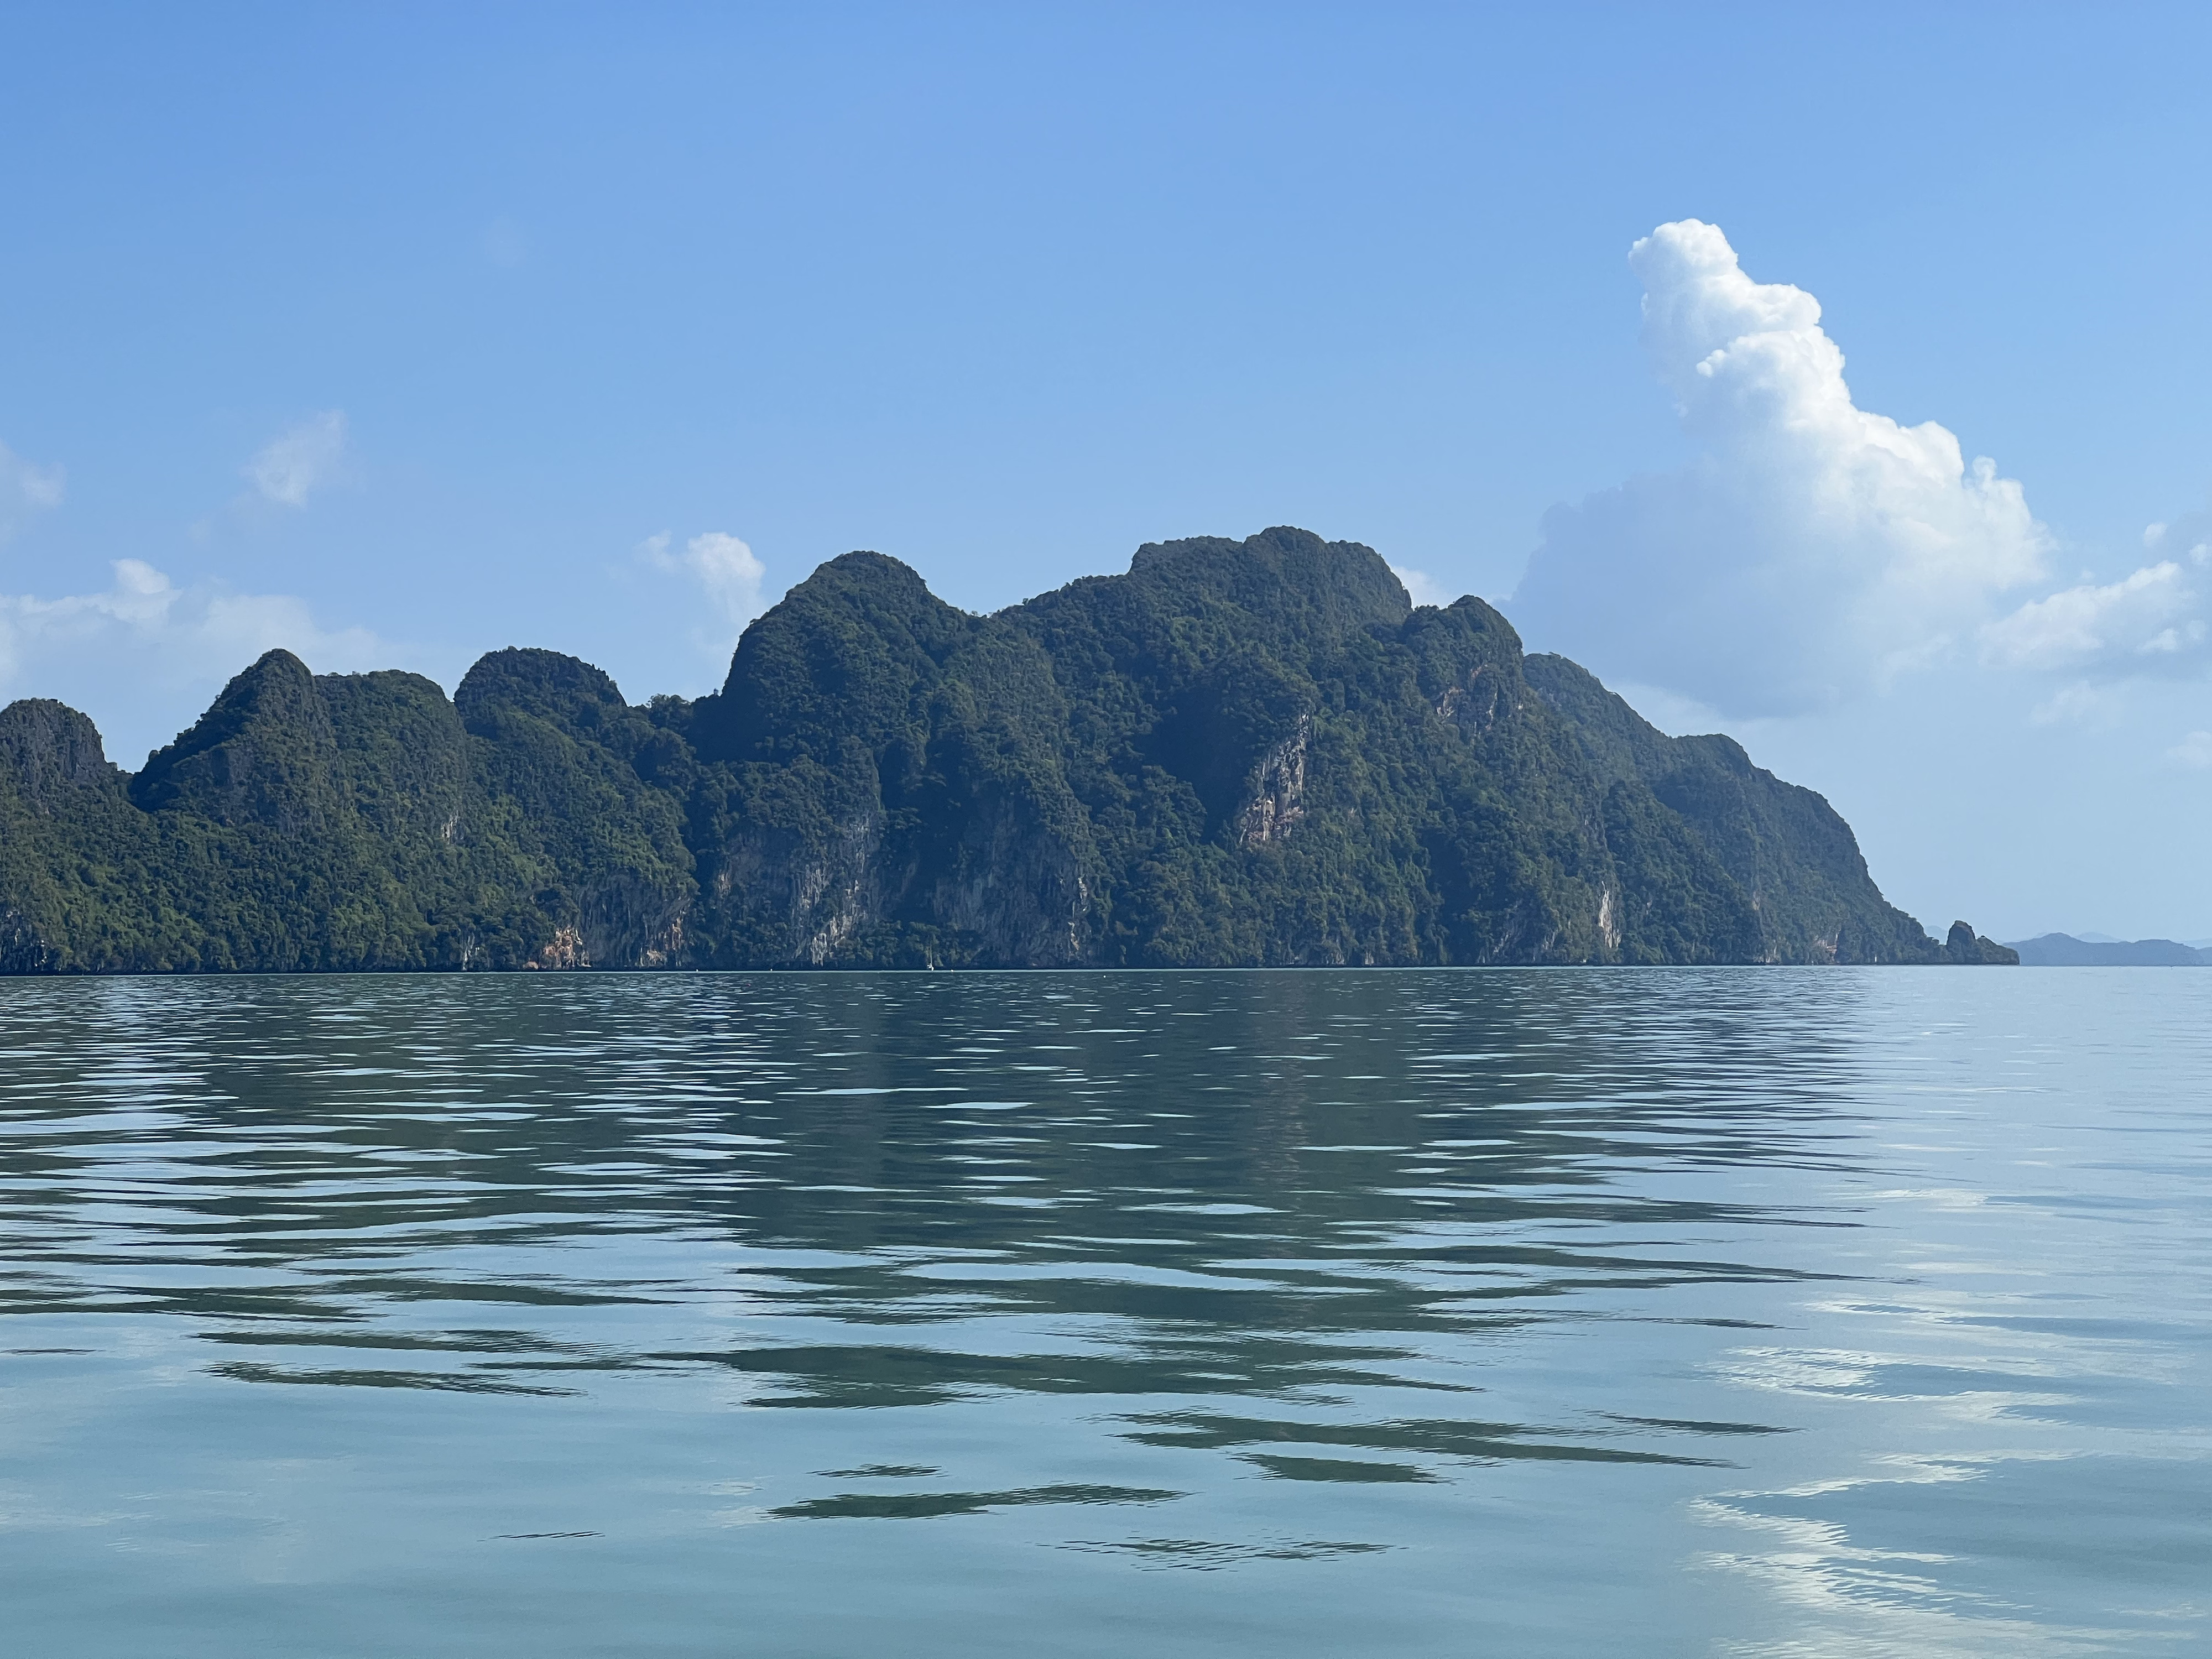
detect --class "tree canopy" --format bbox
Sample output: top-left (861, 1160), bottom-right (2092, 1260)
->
top-left (0, 528), bottom-right (2012, 972)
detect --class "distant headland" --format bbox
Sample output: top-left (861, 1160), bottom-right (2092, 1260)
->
top-left (2007, 934), bottom-right (2210, 966)
top-left (0, 528), bottom-right (2013, 974)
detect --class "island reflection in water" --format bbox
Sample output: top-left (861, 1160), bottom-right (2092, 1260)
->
top-left (2, 968), bottom-right (2205, 1656)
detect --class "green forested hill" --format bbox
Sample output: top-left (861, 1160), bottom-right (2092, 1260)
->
top-left (0, 528), bottom-right (2012, 972)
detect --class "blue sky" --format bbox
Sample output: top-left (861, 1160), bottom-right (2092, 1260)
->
top-left (2, 3), bottom-right (2207, 940)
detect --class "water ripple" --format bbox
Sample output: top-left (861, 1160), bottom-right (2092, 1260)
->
top-left (0, 967), bottom-right (2205, 1656)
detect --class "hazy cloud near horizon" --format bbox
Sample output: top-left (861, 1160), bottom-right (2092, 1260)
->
top-left (0, 557), bottom-right (384, 764)
top-left (1510, 221), bottom-right (2054, 717)
top-left (0, 406), bottom-right (384, 761)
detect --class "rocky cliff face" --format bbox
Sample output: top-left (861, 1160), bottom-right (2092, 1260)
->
top-left (0, 525), bottom-right (1994, 973)
top-left (0, 700), bottom-right (118, 813)
top-left (1235, 716), bottom-right (1309, 849)
top-left (667, 528), bottom-right (1953, 968)
top-left (1943, 920), bottom-right (2020, 964)
top-left (0, 905), bottom-right (57, 973)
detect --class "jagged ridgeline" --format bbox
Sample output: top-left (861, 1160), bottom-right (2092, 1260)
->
top-left (0, 528), bottom-right (2013, 972)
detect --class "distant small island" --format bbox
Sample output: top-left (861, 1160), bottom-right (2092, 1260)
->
top-left (2007, 934), bottom-right (2211, 966)
top-left (1, 528), bottom-right (2012, 974)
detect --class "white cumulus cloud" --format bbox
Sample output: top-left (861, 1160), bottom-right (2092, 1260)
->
top-left (1983, 508), bottom-right (2211, 680)
top-left (2170, 729), bottom-right (2212, 768)
top-left (1511, 220), bottom-right (2051, 716)
top-left (1980, 560), bottom-right (2205, 670)
top-left (637, 530), bottom-right (770, 666)
top-left (244, 410), bottom-right (348, 507)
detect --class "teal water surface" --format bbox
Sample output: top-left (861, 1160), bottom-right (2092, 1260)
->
top-left (1, 969), bottom-right (2206, 1656)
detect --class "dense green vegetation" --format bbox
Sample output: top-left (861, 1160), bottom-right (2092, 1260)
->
top-left (0, 528), bottom-right (2013, 972)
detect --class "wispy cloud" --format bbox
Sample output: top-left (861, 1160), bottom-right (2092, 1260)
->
top-left (0, 559), bottom-right (383, 709)
top-left (2028, 680), bottom-right (2127, 729)
top-left (637, 530), bottom-right (769, 665)
top-left (0, 558), bottom-right (389, 764)
top-left (2169, 730), bottom-right (2212, 769)
top-left (1982, 508), bottom-right (2211, 681)
top-left (1, 437), bottom-right (65, 538)
top-left (244, 410), bottom-right (348, 507)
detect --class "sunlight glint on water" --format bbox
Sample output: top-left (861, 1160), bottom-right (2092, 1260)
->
top-left (1, 969), bottom-right (2205, 1657)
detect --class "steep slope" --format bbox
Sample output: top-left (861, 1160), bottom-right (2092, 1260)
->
top-left (0, 648), bottom-right (693, 972)
top-left (0, 698), bottom-right (161, 972)
top-left (0, 526), bottom-right (2007, 973)
top-left (674, 551), bottom-right (1096, 967)
top-left (1520, 654), bottom-right (1940, 963)
top-left (454, 649), bottom-right (695, 967)
top-left (671, 528), bottom-right (1914, 967)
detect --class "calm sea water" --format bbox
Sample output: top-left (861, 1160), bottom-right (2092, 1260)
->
top-left (1, 969), bottom-right (2205, 1657)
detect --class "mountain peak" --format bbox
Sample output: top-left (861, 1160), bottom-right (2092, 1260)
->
top-left (129, 649), bottom-right (337, 828)
top-left (457, 648), bottom-right (628, 739)
top-left (0, 700), bottom-right (117, 812)
top-left (1124, 528), bottom-right (1410, 634)
top-left (2, 528), bottom-right (1991, 975)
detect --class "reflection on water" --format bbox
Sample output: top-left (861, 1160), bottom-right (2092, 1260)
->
top-left (1, 969), bottom-right (2205, 1657)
